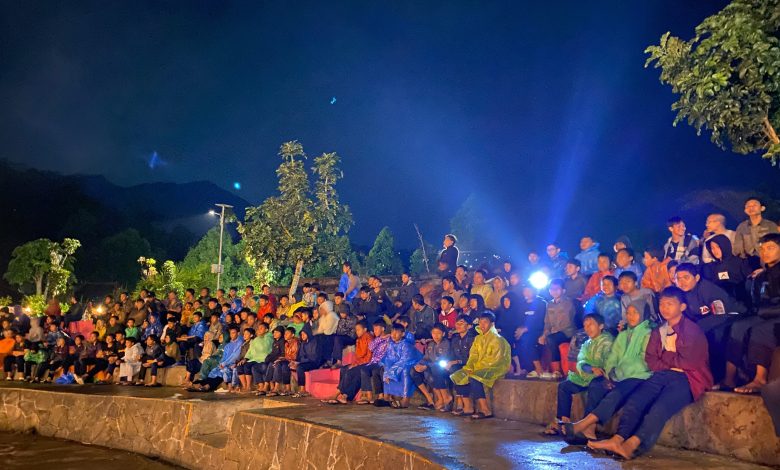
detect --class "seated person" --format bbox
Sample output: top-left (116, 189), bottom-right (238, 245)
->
top-left (37, 336), bottom-right (69, 383)
top-left (290, 325), bottom-right (322, 398)
top-left (189, 325), bottom-right (244, 392)
top-left (359, 321), bottom-right (390, 404)
top-left (124, 318), bottom-right (139, 341)
top-left (411, 323), bottom-right (453, 411)
top-left (582, 254), bottom-right (615, 302)
top-left (587, 286), bottom-right (713, 459)
top-left (544, 313), bottom-right (613, 436)
top-left (562, 304), bottom-right (652, 443)
top-left (450, 312), bottom-right (511, 419)
top-left (146, 333), bottom-right (180, 387)
top-left (381, 323), bottom-right (422, 409)
top-left (177, 311), bottom-right (207, 363)
top-left (410, 294), bottom-right (437, 340)
top-left (74, 331), bottom-right (108, 385)
top-left (267, 327), bottom-right (299, 397)
top-left (229, 328), bottom-right (255, 392)
top-left (236, 323), bottom-right (272, 393)
top-left (619, 271), bottom-right (657, 325)
top-left (2, 331), bottom-right (25, 380)
top-left (539, 279), bottom-right (576, 379)
top-left (258, 326), bottom-right (286, 395)
top-left (641, 248), bottom-right (672, 294)
top-left (584, 275), bottom-right (622, 334)
top-left (330, 308), bottom-right (357, 368)
top-left (324, 320), bottom-right (374, 404)
top-left (675, 262), bottom-right (745, 383)
top-left (735, 233), bottom-right (780, 394)
top-left (23, 342), bottom-right (47, 381)
top-left (137, 334), bottom-right (164, 385)
top-left (516, 286), bottom-right (546, 378)
top-left (118, 336), bottom-right (144, 384)
top-left (614, 248), bottom-right (644, 285)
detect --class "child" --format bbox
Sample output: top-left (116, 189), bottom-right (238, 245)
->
top-left (614, 248), bottom-right (644, 285)
top-left (539, 279), bottom-right (576, 379)
top-left (411, 323), bottom-right (453, 411)
top-left (583, 254), bottom-right (615, 302)
top-left (562, 304), bottom-right (652, 444)
top-left (229, 328), bottom-right (255, 392)
top-left (138, 334), bottom-right (164, 385)
top-left (359, 321), bottom-right (391, 404)
top-left (587, 286), bottom-right (712, 459)
top-left (641, 248), bottom-right (672, 294)
top-left (124, 318), bottom-right (139, 340)
top-left (584, 275), bottom-right (622, 334)
top-left (544, 313), bottom-right (613, 435)
top-left (23, 342), bottom-right (47, 381)
top-left (146, 333), bottom-right (180, 387)
top-left (618, 271), bottom-right (657, 325)
top-left (330, 309), bottom-right (357, 368)
top-left (118, 337), bottom-right (144, 384)
top-left (4, 333), bottom-right (26, 380)
top-left (38, 336), bottom-right (69, 383)
top-left (290, 325), bottom-right (322, 398)
top-left (381, 323), bottom-right (421, 409)
top-left (267, 327), bottom-right (300, 397)
top-left (438, 296), bottom-right (457, 330)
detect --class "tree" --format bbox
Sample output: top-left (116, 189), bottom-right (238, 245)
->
top-left (4, 238), bottom-right (80, 298)
top-left (645, 0), bottom-right (780, 164)
top-left (177, 227), bottom-right (253, 290)
top-left (240, 141), bottom-right (317, 293)
top-left (366, 227), bottom-right (403, 275)
top-left (410, 240), bottom-right (436, 275)
top-left (83, 229), bottom-right (152, 287)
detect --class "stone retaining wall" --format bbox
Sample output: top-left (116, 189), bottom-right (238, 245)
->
top-left (492, 379), bottom-right (780, 467)
top-left (0, 387), bottom-right (442, 470)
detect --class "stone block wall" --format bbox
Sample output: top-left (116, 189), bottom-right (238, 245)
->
top-left (0, 387), bottom-right (443, 470)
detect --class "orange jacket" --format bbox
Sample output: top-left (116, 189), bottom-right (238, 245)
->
top-left (354, 333), bottom-right (374, 365)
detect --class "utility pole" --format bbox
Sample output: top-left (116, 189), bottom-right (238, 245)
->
top-left (210, 203), bottom-right (234, 291)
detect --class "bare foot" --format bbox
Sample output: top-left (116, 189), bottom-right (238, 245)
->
top-left (587, 436), bottom-right (621, 453)
top-left (734, 381), bottom-right (765, 394)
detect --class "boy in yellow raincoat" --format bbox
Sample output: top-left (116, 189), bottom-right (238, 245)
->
top-left (450, 311), bottom-right (511, 419)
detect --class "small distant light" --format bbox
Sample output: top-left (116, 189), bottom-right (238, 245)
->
top-left (233, 182), bottom-right (242, 190)
top-left (529, 271), bottom-right (550, 290)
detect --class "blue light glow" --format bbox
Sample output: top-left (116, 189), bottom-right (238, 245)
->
top-left (233, 182), bottom-right (242, 190)
top-left (528, 271), bottom-right (550, 290)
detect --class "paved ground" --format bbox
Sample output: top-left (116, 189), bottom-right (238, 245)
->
top-left (0, 382), bottom-right (772, 469)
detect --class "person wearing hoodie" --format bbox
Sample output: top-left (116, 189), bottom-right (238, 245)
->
top-left (495, 293), bottom-right (524, 376)
top-left (256, 326), bottom-right (286, 395)
top-left (381, 322), bottom-right (422, 409)
top-left (575, 237), bottom-right (601, 276)
top-left (614, 248), bottom-right (644, 285)
top-left (516, 286), bottom-right (547, 378)
top-left (582, 254), bottom-right (615, 302)
top-left (314, 293), bottom-right (339, 363)
top-left (701, 213), bottom-right (736, 264)
top-left (291, 324), bottom-right (322, 398)
top-left (562, 302), bottom-right (653, 444)
top-left (584, 275), bottom-right (622, 334)
top-left (641, 248), bottom-right (672, 294)
top-left (411, 323), bottom-right (453, 411)
top-left (450, 312), bottom-right (511, 419)
top-left (701, 234), bottom-right (752, 308)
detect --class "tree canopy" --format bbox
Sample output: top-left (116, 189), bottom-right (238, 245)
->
top-left (645, 0), bottom-right (780, 164)
top-left (366, 227), bottom-right (403, 275)
top-left (4, 238), bottom-right (80, 298)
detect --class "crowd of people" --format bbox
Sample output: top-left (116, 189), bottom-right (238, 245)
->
top-left (0, 196), bottom-right (779, 461)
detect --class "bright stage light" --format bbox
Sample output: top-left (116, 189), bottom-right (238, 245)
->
top-left (528, 271), bottom-right (550, 290)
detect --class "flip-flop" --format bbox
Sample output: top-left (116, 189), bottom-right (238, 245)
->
top-left (734, 385), bottom-right (762, 394)
top-left (470, 412), bottom-right (494, 420)
top-left (355, 400), bottom-right (371, 405)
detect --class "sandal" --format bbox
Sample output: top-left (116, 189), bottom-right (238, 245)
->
top-left (734, 382), bottom-right (763, 394)
top-left (355, 400), bottom-right (371, 405)
top-left (265, 392), bottom-right (279, 397)
top-left (417, 403), bottom-right (435, 411)
top-left (470, 412), bottom-right (494, 420)
top-left (451, 409), bottom-right (467, 416)
top-left (390, 400), bottom-right (408, 409)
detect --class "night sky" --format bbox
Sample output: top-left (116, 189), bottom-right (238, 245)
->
top-left (2, 1), bottom-right (778, 252)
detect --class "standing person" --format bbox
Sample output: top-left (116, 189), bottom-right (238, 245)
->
top-left (663, 216), bottom-right (701, 265)
top-left (587, 287), bottom-right (713, 460)
top-left (575, 236), bottom-right (601, 276)
top-left (734, 197), bottom-right (780, 268)
top-left (450, 312), bottom-right (511, 419)
top-left (701, 213), bottom-right (736, 264)
top-left (438, 234), bottom-right (459, 276)
top-left (338, 262), bottom-right (361, 302)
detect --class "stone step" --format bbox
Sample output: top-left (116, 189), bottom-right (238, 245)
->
top-left (492, 377), bottom-right (780, 467)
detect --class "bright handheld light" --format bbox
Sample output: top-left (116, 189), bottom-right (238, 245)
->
top-left (438, 360), bottom-right (448, 368)
top-left (528, 271), bottom-right (550, 290)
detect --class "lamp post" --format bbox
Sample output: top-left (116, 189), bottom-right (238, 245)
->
top-left (210, 203), bottom-right (234, 291)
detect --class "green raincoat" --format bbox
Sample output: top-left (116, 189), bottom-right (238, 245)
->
top-left (450, 326), bottom-right (511, 388)
top-left (568, 331), bottom-right (614, 387)
top-left (604, 319), bottom-right (652, 382)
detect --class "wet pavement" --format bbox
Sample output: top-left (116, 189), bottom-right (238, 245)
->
top-left (0, 382), bottom-right (773, 469)
top-left (0, 431), bottom-right (181, 469)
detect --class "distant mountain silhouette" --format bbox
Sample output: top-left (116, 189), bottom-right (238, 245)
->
top-left (0, 160), bottom-right (252, 296)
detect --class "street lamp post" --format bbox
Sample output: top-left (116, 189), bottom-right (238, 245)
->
top-left (210, 203), bottom-right (234, 291)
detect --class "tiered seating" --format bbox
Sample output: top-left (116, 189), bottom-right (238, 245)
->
top-left (304, 345), bottom-right (357, 399)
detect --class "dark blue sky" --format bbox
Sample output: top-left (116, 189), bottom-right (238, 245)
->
top-left (2, 1), bottom-right (777, 251)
